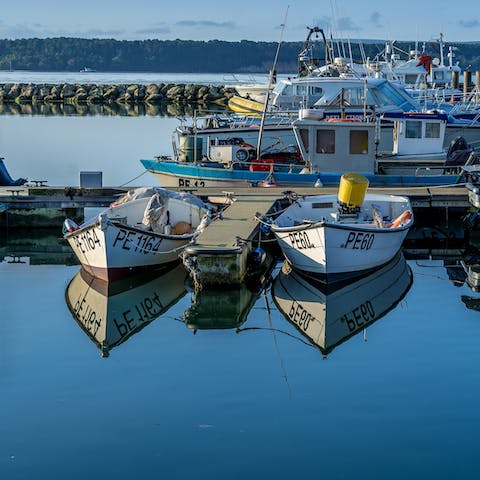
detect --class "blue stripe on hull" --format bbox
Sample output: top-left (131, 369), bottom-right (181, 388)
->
top-left (140, 159), bottom-right (461, 187)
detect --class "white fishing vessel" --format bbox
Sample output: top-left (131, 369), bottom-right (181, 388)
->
top-left (270, 173), bottom-right (413, 279)
top-left (63, 187), bottom-right (210, 281)
top-left (142, 109), bottom-right (475, 189)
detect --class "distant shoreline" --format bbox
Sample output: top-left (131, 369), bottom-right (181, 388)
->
top-left (1, 37), bottom-right (479, 72)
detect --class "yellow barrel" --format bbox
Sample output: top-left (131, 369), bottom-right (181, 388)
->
top-left (338, 173), bottom-right (369, 208)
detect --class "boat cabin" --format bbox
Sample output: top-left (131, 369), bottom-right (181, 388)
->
top-left (293, 110), bottom-right (449, 173)
top-left (384, 111), bottom-right (447, 157)
top-left (271, 77), bottom-right (419, 112)
top-left (293, 114), bottom-right (377, 174)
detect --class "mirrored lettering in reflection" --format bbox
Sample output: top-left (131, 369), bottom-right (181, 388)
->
top-left (65, 264), bottom-right (187, 357)
top-left (272, 252), bottom-right (412, 356)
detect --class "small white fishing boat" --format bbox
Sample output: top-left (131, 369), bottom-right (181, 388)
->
top-left (63, 187), bottom-right (210, 281)
top-left (270, 173), bottom-right (413, 280)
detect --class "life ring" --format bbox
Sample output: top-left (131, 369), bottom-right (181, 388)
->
top-left (236, 148), bottom-right (249, 162)
top-left (389, 210), bottom-right (412, 228)
top-left (325, 117), bottom-right (361, 123)
top-left (249, 158), bottom-right (274, 173)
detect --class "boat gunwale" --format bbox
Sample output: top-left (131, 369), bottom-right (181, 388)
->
top-left (270, 219), bottom-right (412, 234)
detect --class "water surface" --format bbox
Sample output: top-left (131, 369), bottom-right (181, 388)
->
top-left (1, 113), bottom-right (480, 479)
top-left (1, 253), bottom-right (480, 479)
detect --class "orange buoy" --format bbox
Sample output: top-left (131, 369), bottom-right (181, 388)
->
top-left (389, 210), bottom-right (413, 228)
top-left (172, 221), bottom-right (192, 235)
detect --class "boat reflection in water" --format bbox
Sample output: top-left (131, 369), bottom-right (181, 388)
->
top-left (272, 252), bottom-right (412, 355)
top-left (65, 264), bottom-right (187, 356)
top-left (183, 256), bottom-right (274, 332)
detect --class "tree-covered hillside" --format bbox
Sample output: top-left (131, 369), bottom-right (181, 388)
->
top-left (0, 37), bottom-right (479, 73)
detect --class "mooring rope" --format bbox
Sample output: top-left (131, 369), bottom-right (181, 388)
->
top-left (119, 169), bottom-right (148, 187)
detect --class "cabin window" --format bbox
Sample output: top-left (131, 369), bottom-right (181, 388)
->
top-left (299, 128), bottom-right (309, 153)
top-left (425, 122), bottom-right (441, 138)
top-left (316, 129), bottom-right (335, 154)
top-left (349, 130), bottom-right (369, 154)
top-left (344, 88), bottom-right (364, 106)
top-left (295, 84), bottom-right (307, 96)
top-left (434, 71), bottom-right (445, 81)
top-left (405, 74), bottom-right (418, 84)
top-left (405, 120), bottom-right (422, 139)
top-left (311, 86), bottom-right (323, 95)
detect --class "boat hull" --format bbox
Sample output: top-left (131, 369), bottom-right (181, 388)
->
top-left (273, 222), bottom-right (410, 278)
top-left (65, 221), bottom-right (189, 281)
top-left (141, 159), bottom-right (462, 188)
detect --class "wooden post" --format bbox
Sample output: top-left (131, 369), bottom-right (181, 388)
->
top-left (451, 70), bottom-right (459, 89)
top-left (464, 70), bottom-right (472, 102)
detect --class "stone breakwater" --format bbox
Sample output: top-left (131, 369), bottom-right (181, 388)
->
top-left (0, 82), bottom-right (235, 106)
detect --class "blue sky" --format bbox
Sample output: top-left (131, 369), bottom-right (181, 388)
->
top-left (0, 0), bottom-right (479, 42)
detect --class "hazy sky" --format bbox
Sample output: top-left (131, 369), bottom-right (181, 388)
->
top-left (0, 0), bottom-right (479, 43)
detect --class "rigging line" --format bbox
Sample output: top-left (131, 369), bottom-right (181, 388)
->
top-left (238, 325), bottom-right (315, 347)
top-left (263, 292), bottom-right (292, 398)
top-left (119, 169), bottom-right (148, 187)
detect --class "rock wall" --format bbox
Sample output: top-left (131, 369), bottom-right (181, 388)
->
top-left (0, 83), bottom-right (235, 107)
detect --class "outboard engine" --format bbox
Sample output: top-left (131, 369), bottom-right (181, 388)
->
top-left (445, 136), bottom-right (474, 168)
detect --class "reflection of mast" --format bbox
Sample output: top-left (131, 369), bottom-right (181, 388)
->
top-left (264, 291), bottom-right (291, 397)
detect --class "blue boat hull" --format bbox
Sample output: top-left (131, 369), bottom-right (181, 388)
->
top-left (140, 159), bottom-right (463, 188)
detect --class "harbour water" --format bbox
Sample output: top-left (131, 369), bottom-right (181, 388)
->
top-left (1, 109), bottom-right (480, 479)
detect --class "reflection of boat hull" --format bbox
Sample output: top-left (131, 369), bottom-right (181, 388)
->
top-left (65, 264), bottom-right (187, 356)
top-left (272, 252), bottom-right (412, 354)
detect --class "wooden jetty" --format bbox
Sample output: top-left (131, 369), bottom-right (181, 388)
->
top-left (0, 183), bottom-right (473, 286)
top-left (0, 186), bottom-right (127, 228)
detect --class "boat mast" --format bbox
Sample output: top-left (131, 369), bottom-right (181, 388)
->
top-left (256, 6), bottom-right (289, 161)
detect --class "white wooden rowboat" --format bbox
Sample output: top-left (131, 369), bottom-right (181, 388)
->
top-left (270, 191), bottom-right (413, 281)
top-left (63, 187), bottom-right (210, 281)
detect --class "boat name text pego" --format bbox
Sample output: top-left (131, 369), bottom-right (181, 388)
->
top-left (341, 231), bottom-right (375, 250)
top-left (288, 301), bottom-right (315, 332)
top-left (289, 231), bottom-right (315, 250)
top-left (341, 301), bottom-right (375, 333)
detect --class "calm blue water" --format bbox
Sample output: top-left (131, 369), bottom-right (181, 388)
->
top-left (1, 253), bottom-right (480, 479)
top-left (1, 114), bottom-right (480, 479)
